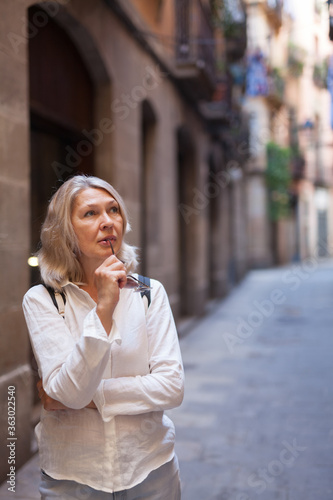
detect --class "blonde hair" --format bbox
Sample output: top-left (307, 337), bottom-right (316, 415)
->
top-left (37, 175), bottom-right (138, 290)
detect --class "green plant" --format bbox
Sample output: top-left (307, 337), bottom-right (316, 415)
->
top-left (266, 142), bottom-right (291, 220)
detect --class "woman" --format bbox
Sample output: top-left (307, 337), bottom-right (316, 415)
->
top-left (23, 175), bottom-right (184, 499)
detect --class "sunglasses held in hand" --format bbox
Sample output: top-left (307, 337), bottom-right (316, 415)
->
top-left (107, 239), bottom-right (152, 292)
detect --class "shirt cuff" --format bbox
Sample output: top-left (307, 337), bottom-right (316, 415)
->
top-left (83, 307), bottom-right (122, 345)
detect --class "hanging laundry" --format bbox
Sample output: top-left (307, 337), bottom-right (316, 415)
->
top-left (246, 49), bottom-right (269, 96)
top-left (327, 55), bottom-right (333, 129)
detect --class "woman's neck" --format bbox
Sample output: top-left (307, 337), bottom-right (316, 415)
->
top-left (80, 283), bottom-right (99, 303)
top-left (79, 260), bottom-right (100, 299)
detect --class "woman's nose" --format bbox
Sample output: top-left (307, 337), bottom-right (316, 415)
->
top-left (100, 212), bottom-right (113, 229)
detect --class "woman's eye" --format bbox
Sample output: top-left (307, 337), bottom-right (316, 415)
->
top-left (110, 206), bottom-right (119, 214)
top-left (84, 210), bottom-right (95, 217)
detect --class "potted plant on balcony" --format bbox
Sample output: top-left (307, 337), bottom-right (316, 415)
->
top-left (287, 43), bottom-right (306, 78)
top-left (211, 0), bottom-right (247, 61)
top-left (313, 60), bottom-right (328, 89)
top-left (267, 67), bottom-right (285, 103)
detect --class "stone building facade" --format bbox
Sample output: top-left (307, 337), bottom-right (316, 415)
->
top-left (0, 0), bottom-right (249, 479)
top-left (286, 0), bottom-right (333, 260)
top-left (243, 0), bottom-right (333, 265)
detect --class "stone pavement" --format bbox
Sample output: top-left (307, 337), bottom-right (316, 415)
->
top-left (1, 260), bottom-right (332, 499)
top-left (169, 259), bottom-right (333, 500)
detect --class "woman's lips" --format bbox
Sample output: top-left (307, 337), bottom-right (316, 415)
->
top-left (99, 237), bottom-right (116, 246)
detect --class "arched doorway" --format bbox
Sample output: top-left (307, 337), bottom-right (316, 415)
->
top-left (29, 4), bottom-right (95, 285)
top-left (28, 3), bottom-right (112, 404)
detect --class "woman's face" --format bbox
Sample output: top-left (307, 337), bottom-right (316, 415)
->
top-left (71, 188), bottom-right (124, 269)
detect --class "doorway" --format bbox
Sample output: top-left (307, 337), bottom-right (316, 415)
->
top-left (177, 126), bottom-right (197, 316)
top-left (140, 100), bottom-right (157, 276)
top-left (29, 5), bottom-right (95, 284)
top-left (28, 4), bottom-right (96, 403)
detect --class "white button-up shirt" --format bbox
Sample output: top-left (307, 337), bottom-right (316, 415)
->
top-left (22, 279), bottom-right (184, 493)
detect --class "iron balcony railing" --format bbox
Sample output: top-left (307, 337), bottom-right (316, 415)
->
top-left (175, 0), bottom-right (216, 86)
top-left (265, 0), bottom-right (283, 29)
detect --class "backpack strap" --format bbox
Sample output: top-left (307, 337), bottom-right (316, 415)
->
top-left (43, 285), bottom-right (66, 319)
top-left (43, 278), bottom-right (150, 318)
top-left (137, 275), bottom-right (151, 310)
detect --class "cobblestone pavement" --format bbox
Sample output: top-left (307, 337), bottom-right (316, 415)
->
top-left (1, 260), bottom-right (332, 499)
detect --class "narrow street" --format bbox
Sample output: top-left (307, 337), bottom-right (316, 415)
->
top-left (168, 259), bottom-right (333, 500)
top-left (1, 260), bottom-right (332, 499)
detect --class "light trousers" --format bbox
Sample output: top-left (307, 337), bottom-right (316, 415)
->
top-left (39, 455), bottom-right (181, 500)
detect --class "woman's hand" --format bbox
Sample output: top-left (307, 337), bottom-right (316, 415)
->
top-left (37, 379), bottom-right (97, 411)
top-left (94, 255), bottom-right (127, 334)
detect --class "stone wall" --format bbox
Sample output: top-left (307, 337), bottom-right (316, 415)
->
top-left (0, 0), bottom-right (33, 483)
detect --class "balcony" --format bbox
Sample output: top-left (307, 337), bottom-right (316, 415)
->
top-left (224, 23), bottom-right (247, 63)
top-left (263, 0), bottom-right (283, 30)
top-left (287, 43), bottom-right (306, 78)
top-left (199, 78), bottom-right (231, 124)
top-left (266, 67), bottom-right (285, 107)
top-left (313, 61), bottom-right (328, 89)
top-left (290, 154), bottom-right (306, 180)
top-left (174, 0), bottom-right (216, 100)
top-left (222, 2), bottom-right (247, 63)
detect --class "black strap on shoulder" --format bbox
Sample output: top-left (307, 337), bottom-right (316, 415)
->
top-left (137, 275), bottom-right (151, 308)
top-left (44, 285), bottom-right (58, 310)
top-left (43, 281), bottom-right (149, 313)
top-left (43, 284), bottom-right (66, 312)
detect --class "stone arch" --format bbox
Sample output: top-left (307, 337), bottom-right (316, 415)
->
top-left (28, 2), bottom-right (113, 268)
top-left (30, 2), bottom-right (110, 84)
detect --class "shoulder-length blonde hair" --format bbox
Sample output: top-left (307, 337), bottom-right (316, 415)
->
top-left (37, 175), bottom-right (138, 290)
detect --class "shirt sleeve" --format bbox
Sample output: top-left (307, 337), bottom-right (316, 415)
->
top-left (22, 286), bottom-right (121, 410)
top-left (93, 281), bottom-right (184, 422)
